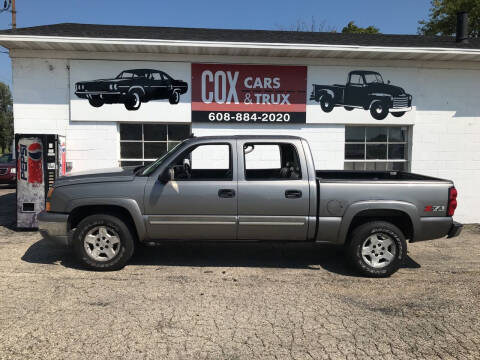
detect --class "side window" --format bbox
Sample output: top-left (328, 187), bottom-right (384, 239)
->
top-left (350, 74), bottom-right (363, 85)
top-left (172, 144), bottom-right (232, 181)
top-left (244, 143), bottom-right (301, 180)
top-left (151, 72), bottom-right (162, 80)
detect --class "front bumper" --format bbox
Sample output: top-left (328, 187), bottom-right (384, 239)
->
top-left (447, 221), bottom-right (463, 238)
top-left (0, 171), bottom-right (16, 184)
top-left (37, 211), bottom-right (71, 247)
top-left (390, 106), bottom-right (412, 113)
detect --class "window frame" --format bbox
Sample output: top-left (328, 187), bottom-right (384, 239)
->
top-left (344, 126), bottom-right (410, 172)
top-left (169, 142), bottom-right (234, 182)
top-left (119, 123), bottom-right (191, 167)
top-left (243, 142), bottom-right (303, 181)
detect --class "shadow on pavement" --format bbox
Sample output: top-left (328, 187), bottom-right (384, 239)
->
top-left (21, 238), bottom-right (421, 276)
top-left (0, 189), bottom-right (17, 230)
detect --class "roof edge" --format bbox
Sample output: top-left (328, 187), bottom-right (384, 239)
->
top-left (1, 34), bottom-right (480, 55)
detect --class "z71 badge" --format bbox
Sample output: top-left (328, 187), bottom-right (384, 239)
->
top-left (424, 205), bottom-right (446, 212)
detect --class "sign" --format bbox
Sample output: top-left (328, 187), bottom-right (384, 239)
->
top-left (70, 60), bottom-right (191, 122)
top-left (191, 64), bottom-right (307, 124)
top-left (307, 66), bottom-right (416, 125)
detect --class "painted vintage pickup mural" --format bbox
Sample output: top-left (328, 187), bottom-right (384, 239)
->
top-left (310, 70), bottom-right (412, 120)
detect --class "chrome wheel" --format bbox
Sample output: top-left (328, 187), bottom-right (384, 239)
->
top-left (361, 232), bottom-right (396, 268)
top-left (83, 226), bottom-right (121, 262)
top-left (133, 92), bottom-right (140, 107)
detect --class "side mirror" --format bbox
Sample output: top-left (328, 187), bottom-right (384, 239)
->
top-left (387, 80), bottom-right (391, 84)
top-left (158, 167), bottom-right (174, 183)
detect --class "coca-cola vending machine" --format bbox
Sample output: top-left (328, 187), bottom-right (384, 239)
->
top-left (15, 134), bottom-right (67, 229)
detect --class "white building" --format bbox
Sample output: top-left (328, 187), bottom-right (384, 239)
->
top-left (0, 23), bottom-right (479, 223)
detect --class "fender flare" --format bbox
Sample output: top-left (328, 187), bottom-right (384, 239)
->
top-left (368, 94), bottom-right (393, 109)
top-left (338, 200), bottom-right (419, 244)
top-left (66, 198), bottom-right (147, 241)
top-left (127, 86), bottom-right (146, 96)
top-left (318, 89), bottom-right (335, 100)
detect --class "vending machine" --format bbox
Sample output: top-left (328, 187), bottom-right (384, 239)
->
top-left (15, 134), bottom-right (67, 229)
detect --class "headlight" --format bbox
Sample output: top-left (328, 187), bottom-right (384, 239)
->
top-left (10, 167), bottom-right (16, 174)
top-left (109, 84), bottom-right (113, 90)
top-left (114, 84), bottom-right (118, 90)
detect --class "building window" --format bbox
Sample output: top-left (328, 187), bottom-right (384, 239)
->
top-left (344, 126), bottom-right (409, 171)
top-left (119, 123), bottom-right (190, 166)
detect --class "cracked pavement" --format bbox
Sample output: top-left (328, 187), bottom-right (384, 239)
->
top-left (0, 186), bottom-right (479, 359)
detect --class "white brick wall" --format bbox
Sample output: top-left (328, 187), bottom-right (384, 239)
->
top-left (12, 58), bottom-right (119, 172)
top-left (410, 68), bottom-right (480, 224)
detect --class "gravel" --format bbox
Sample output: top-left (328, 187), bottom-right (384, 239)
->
top-left (0, 186), bottom-right (479, 359)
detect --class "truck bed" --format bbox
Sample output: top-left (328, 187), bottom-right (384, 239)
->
top-left (316, 170), bottom-right (449, 182)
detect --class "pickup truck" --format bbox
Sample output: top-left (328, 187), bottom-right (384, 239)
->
top-left (38, 135), bottom-right (462, 277)
top-left (310, 70), bottom-right (412, 120)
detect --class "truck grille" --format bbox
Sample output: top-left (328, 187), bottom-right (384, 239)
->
top-left (0, 168), bottom-right (8, 175)
top-left (393, 96), bottom-right (409, 109)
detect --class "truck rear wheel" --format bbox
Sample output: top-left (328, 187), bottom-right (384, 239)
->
top-left (391, 111), bottom-right (406, 118)
top-left (320, 94), bottom-right (334, 113)
top-left (72, 214), bottom-right (135, 271)
top-left (346, 221), bottom-right (406, 277)
top-left (370, 100), bottom-right (389, 120)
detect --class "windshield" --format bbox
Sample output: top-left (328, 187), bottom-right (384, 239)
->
top-left (364, 73), bottom-right (383, 84)
top-left (0, 154), bottom-right (12, 163)
top-left (138, 141), bottom-right (184, 176)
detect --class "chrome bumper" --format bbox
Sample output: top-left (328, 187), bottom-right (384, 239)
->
top-left (37, 211), bottom-right (71, 247)
top-left (390, 107), bottom-right (412, 113)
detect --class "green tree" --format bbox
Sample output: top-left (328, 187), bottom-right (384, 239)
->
top-left (0, 82), bottom-right (13, 154)
top-left (418, 0), bottom-right (480, 37)
top-left (341, 21), bottom-right (380, 34)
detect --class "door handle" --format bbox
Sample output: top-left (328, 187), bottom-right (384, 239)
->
top-left (285, 190), bottom-right (302, 199)
top-left (218, 189), bottom-right (235, 198)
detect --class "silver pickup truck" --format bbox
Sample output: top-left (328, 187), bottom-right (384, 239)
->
top-left (38, 135), bottom-right (462, 277)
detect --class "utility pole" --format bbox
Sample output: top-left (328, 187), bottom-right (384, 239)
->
top-left (11, 0), bottom-right (15, 29)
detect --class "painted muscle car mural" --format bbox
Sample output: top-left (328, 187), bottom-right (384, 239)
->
top-left (75, 69), bottom-right (188, 111)
top-left (310, 70), bottom-right (412, 120)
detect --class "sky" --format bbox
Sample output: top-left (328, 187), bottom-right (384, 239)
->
top-left (0, 0), bottom-right (432, 87)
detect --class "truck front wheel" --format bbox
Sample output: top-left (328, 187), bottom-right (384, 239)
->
top-left (320, 94), bottom-right (334, 113)
top-left (72, 214), bottom-right (135, 271)
top-left (370, 100), bottom-right (389, 120)
top-left (88, 95), bottom-right (104, 108)
top-left (346, 221), bottom-right (407, 277)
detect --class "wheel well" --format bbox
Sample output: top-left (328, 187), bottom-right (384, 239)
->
top-left (345, 209), bottom-right (414, 243)
top-left (68, 205), bottom-right (139, 240)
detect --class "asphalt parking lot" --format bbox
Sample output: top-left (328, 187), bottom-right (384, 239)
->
top-left (0, 186), bottom-right (479, 360)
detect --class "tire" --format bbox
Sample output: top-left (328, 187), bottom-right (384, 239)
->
top-left (124, 89), bottom-right (142, 111)
top-left (344, 106), bottom-right (354, 111)
top-left (72, 214), bottom-right (135, 271)
top-left (370, 100), bottom-right (389, 120)
top-left (346, 221), bottom-right (407, 277)
top-left (391, 111), bottom-right (406, 118)
top-left (88, 96), bottom-right (104, 108)
top-left (168, 89), bottom-right (180, 105)
top-left (320, 94), bottom-right (335, 113)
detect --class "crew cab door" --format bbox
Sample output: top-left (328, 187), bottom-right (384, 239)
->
top-left (345, 73), bottom-right (366, 107)
top-left (144, 140), bottom-right (237, 240)
top-left (236, 139), bottom-right (310, 241)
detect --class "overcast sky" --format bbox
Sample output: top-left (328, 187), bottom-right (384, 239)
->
top-left (0, 0), bottom-right (431, 87)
